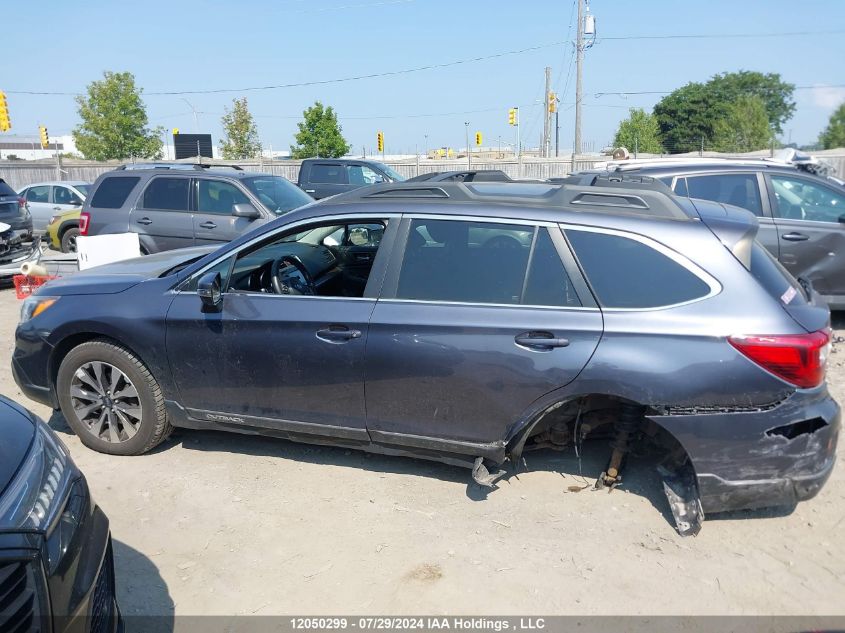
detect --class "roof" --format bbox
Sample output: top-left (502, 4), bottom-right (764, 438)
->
top-left (601, 158), bottom-right (803, 176)
top-left (109, 164), bottom-right (271, 179)
top-left (19, 180), bottom-right (90, 188)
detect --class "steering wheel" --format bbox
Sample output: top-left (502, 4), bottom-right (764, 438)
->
top-left (271, 256), bottom-right (315, 295)
top-left (484, 235), bottom-right (522, 250)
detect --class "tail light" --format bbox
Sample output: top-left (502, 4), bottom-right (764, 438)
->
top-left (18, 197), bottom-right (26, 210)
top-left (729, 329), bottom-right (831, 389)
top-left (79, 212), bottom-right (90, 236)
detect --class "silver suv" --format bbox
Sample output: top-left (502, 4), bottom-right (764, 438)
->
top-left (81, 164), bottom-right (313, 253)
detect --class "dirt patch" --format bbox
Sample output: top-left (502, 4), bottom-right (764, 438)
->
top-left (405, 563), bottom-right (444, 583)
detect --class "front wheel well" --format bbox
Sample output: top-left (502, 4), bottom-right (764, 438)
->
top-left (57, 221), bottom-right (79, 238)
top-left (49, 333), bottom-right (137, 392)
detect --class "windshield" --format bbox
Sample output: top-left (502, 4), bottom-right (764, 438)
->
top-left (75, 184), bottom-right (91, 197)
top-left (373, 163), bottom-right (405, 182)
top-left (243, 176), bottom-right (313, 215)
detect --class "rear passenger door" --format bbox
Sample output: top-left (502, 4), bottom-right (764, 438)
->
top-left (193, 178), bottom-right (258, 245)
top-left (304, 163), bottom-right (349, 199)
top-left (129, 176), bottom-right (194, 253)
top-left (365, 216), bottom-right (602, 449)
top-left (673, 172), bottom-right (779, 259)
top-left (24, 185), bottom-right (53, 230)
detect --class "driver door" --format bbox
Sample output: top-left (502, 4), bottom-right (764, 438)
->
top-left (164, 215), bottom-right (397, 439)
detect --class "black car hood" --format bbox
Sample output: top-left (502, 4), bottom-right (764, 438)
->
top-left (39, 246), bottom-right (218, 296)
top-left (0, 398), bottom-right (36, 500)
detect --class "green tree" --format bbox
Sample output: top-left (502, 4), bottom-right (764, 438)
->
top-left (819, 103), bottom-right (845, 149)
top-left (712, 95), bottom-right (773, 152)
top-left (219, 97), bottom-right (262, 160)
top-left (73, 71), bottom-right (163, 161)
top-left (290, 101), bottom-right (350, 159)
top-left (612, 108), bottom-right (664, 153)
top-left (654, 71), bottom-right (794, 153)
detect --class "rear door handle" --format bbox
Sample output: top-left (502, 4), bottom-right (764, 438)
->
top-left (515, 332), bottom-right (570, 349)
top-left (305, 189), bottom-right (316, 194)
top-left (782, 232), bottom-right (809, 242)
top-left (136, 217), bottom-right (153, 225)
top-left (200, 221), bottom-right (217, 229)
top-left (316, 326), bottom-right (362, 344)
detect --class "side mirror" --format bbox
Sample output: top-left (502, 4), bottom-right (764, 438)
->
top-left (197, 271), bottom-right (223, 311)
top-left (373, 174), bottom-right (385, 184)
top-left (232, 203), bottom-right (261, 219)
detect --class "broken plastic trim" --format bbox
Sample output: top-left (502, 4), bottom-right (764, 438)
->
top-left (765, 417), bottom-right (827, 440)
top-left (658, 461), bottom-right (704, 537)
top-left (471, 457), bottom-right (507, 489)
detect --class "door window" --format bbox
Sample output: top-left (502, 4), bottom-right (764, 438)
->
top-left (684, 173), bottom-right (763, 216)
top-left (141, 177), bottom-right (190, 212)
top-left (395, 219), bottom-right (581, 307)
top-left (195, 218), bottom-right (389, 297)
top-left (770, 176), bottom-right (845, 223)
top-left (53, 186), bottom-right (81, 205)
top-left (197, 179), bottom-right (249, 215)
top-left (309, 164), bottom-right (347, 184)
top-left (565, 229), bottom-right (712, 308)
top-left (347, 165), bottom-right (382, 185)
top-left (25, 186), bottom-right (50, 203)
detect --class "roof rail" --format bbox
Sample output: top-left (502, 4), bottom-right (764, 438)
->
top-left (116, 162), bottom-right (244, 171)
top-left (353, 180), bottom-right (690, 220)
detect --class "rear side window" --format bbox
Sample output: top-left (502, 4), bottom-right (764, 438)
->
top-left (141, 177), bottom-right (190, 211)
top-left (26, 185), bottom-right (50, 203)
top-left (0, 180), bottom-right (16, 196)
top-left (685, 173), bottom-right (763, 216)
top-left (396, 219), bottom-right (580, 307)
top-left (90, 177), bottom-right (140, 209)
top-left (566, 229), bottom-right (712, 308)
top-left (310, 164), bottom-right (346, 184)
top-left (750, 243), bottom-right (807, 306)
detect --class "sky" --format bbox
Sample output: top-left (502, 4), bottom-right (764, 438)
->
top-left (2, 0), bottom-right (844, 155)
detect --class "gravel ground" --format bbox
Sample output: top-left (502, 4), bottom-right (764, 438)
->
top-left (0, 285), bottom-right (842, 621)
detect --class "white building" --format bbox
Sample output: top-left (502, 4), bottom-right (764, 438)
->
top-left (0, 134), bottom-right (79, 160)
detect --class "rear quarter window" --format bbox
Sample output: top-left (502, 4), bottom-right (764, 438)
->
top-left (90, 176), bottom-right (141, 209)
top-left (565, 229), bottom-right (713, 308)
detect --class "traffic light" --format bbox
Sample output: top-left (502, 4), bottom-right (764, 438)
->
top-left (508, 108), bottom-right (517, 126)
top-left (0, 91), bottom-right (10, 132)
top-left (475, 132), bottom-right (482, 146)
top-left (376, 131), bottom-right (384, 153)
top-left (38, 125), bottom-right (49, 149)
top-left (548, 92), bottom-right (557, 113)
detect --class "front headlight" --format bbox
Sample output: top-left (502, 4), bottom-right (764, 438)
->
top-left (0, 423), bottom-right (76, 531)
top-left (0, 423), bottom-right (85, 572)
top-left (20, 296), bottom-right (59, 323)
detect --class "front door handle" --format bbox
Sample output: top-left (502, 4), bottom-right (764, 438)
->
top-left (136, 217), bottom-right (153, 225)
top-left (52, 206), bottom-right (61, 211)
top-left (316, 326), bottom-right (362, 344)
top-left (200, 221), bottom-right (217, 229)
top-left (305, 189), bottom-right (316, 194)
top-left (782, 232), bottom-right (809, 242)
top-left (515, 332), bottom-right (570, 349)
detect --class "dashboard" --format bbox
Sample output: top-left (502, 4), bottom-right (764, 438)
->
top-left (229, 242), bottom-right (338, 293)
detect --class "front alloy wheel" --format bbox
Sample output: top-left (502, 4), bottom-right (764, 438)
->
top-left (57, 340), bottom-right (172, 455)
top-left (70, 361), bottom-right (142, 443)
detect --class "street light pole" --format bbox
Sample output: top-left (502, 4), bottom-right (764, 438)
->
top-left (182, 98), bottom-right (200, 132)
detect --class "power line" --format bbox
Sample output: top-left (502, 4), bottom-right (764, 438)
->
top-left (7, 29), bottom-right (843, 97)
top-left (592, 84), bottom-right (845, 99)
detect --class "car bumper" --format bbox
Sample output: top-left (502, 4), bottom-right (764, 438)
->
top-left (0, 236), bottom-right (42, 278)
top-left (0, 482), bottom-right (121, 633)
top-left (651, 386), bottom-right (840, 514)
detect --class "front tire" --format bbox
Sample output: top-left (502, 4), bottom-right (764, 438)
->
top-left (60, 227), bottom-right (79, 253)
top-left (57, 340), bottom-right (171, 455)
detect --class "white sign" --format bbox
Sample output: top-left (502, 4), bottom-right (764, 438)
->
top-left (76, 233), bottom-right (141, 271)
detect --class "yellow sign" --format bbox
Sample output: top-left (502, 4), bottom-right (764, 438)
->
top-left (172, 128), bottom-right (180, 135)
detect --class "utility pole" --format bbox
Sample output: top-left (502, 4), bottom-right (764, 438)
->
top-left (543, 66), bottom-right (552, 158)
top-left (182, 98), bottom-right (200, 132)
top-left (572, 0), bottom-right (584, 167)
top-left (555, 108), bottom-right (560, 157)
top-left (464, 122), bottom-right (471, 169)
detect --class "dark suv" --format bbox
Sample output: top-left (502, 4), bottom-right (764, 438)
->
top-left (573, 160), bottom-right (845, 309)
top-left (82, 164), bottom-right (312, 253)
top-left (296, 158), bottom-right (405, 199)
top-left (13, 178), bottom-right (840, 535)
